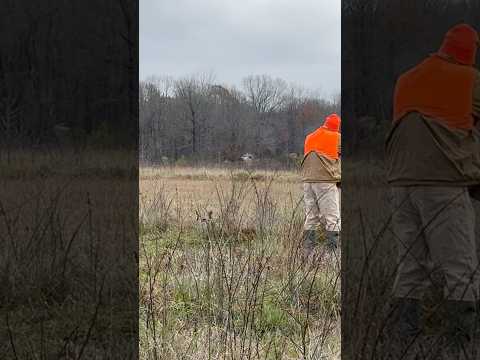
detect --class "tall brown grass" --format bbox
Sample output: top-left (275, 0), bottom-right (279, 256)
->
top-left (342, 160), bottom-right (480, 359)
top-left (0, 150), bottom-right (138, 358)
top-left (140, 166), bottom-right (341, 359)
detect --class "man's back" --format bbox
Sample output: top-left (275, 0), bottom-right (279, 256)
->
top-left (394, 55), bottom-right (478, 130)
top-left (302, 114), bottom-right (341, 183)
top-left (386, 24), bottom-right (480, 187)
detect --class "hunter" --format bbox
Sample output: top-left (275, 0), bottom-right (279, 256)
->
top-left (386, 23), bottom-right (480, 354)
top-left (301, 113), bottom-right (341, 257)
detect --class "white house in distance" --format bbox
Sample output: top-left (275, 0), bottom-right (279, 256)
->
top-left (240, 153), bottom-right (254, 162)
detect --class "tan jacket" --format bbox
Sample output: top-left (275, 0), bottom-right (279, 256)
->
top-left (302, 135), bottom-right (341, 183)
top-left (386, 113), bottom-right (480, 186)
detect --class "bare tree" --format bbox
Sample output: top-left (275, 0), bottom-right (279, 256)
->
top-left (175, 73), bottom-right (214, 158)
top-left (242, 75), bottom-right (288, 155)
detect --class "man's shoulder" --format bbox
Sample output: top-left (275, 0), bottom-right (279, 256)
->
top-left (396, 58), bottom-right (429, 80)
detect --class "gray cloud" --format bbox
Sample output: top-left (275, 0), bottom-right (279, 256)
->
top-left (140, 0), bottom-right (340, 97)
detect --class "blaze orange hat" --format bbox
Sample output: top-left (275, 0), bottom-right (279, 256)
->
top-left (323, 113), bottom-right (341, 132)
top-left (438, 23), bottom-right (479, 66)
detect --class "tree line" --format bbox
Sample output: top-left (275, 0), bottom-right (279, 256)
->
top-left (139, 74), bottom-right (340, 164)
top-left (0, 0), bottom-right (137, 158)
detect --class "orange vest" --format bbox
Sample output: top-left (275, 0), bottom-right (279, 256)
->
top-left (304, 127), bottom-right (339, 160)
top-left (393, 55), bottom-right (476, 129)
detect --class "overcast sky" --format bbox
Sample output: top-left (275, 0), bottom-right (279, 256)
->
top-left (140, 0), bottom-right (340, 98)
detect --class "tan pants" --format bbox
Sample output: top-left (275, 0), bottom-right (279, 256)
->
top-left (391, 186), bottom-right (479, 301)
top-left (303, 183), bottom-right (341, 232)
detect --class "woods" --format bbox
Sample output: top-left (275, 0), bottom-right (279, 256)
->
top-left (0, 0), bottom-right (137, 155)
top-left (139, 74), bottom-right (340, 164)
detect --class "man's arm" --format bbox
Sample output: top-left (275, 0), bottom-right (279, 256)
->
top-left (337, 134), bottom-right (341, 188)
top-left (469, 71), bottom-right (480, 200)
top-left (474, 71), bottom-right (480, 126)
top-left (338, 134), bottom-right (341, 158)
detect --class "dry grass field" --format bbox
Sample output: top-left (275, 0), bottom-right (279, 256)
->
top-left (139, 165), bottom-right (341, 360)
top-left (0, 154), bottom-right (341, 359)
top-left (341, 160), bottom-right (480, 359)
top-left (0, 151), bottom-right (138, 359)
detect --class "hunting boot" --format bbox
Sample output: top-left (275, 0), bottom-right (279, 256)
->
top-left (383, 298), bottom-right (422, 359)
top-left (442, 300), bottom-right (477, 357)
top-left (302, 230), bottom-right (317, 259)
top-left (325, 230), bottom-right (339, 252)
